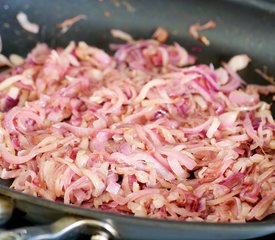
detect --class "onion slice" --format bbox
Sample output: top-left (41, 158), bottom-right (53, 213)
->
top-left (16, 12), bottom-right (39, 34)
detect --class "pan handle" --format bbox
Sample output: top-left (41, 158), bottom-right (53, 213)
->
top-left (0, 216), bottom-right (119, 240)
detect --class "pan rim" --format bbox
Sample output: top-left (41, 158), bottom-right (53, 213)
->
top-left (1, 184), bottom-right (274, 229)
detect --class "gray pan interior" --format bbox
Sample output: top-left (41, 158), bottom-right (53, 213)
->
top-left (0, 0), bottom-right (275, 239)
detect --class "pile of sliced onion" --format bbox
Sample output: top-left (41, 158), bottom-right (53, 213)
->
top-left (0, 33), bottom-right (274, 222)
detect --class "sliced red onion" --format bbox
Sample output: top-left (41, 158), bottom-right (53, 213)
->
top-left (106, 182), bottom-right (121, 195)
top-left (229, 90), bottom-right (258, 106)
top-left (0, 36), bottom-right (274, 223)
top-left (53, 122), bottom-right (94, 137)
top-left (247, 192), bottom-right (275, 220)
top-left (57, 15), bottom-right (87, 34)
top-left (189, 20), bottom-right (216, 46)
top-left (220, 63), bottom-right (245, 92)
top-left (111, 29), bottom-right (134, 43)
top-left (206, 117), bottom-right (220, 138)
top-left (152, 27), bottom-right (168, 43)
top-left (228, 54), bottom-right (251, 72)
top-left (219, 173), bottom-right (244, 189)
top-left (16, 12), bottom-right (39, 34)
top-left (3, 96), bottom-right (19, 112)
top-left (219, 111), bottom-right (238, 128)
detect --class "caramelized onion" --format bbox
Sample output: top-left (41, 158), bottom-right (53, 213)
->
top-left (0, 34), bottom-right (274, 222)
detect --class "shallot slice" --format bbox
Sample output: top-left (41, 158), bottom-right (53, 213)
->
top-left (189, 20), bottom-right (216, 46)
top-left (57, 15), bottom-right (87, 33)
top-left (111, 29), bottom-right (134, 43)
top-left (228, 54), bottom-right (251, 72)
top-left (152, 27), bottom-right (169, 43)
top-left (16, 12), bottom-right (39, 34)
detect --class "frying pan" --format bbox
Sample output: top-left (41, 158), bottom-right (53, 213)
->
top-left (0, 0), bottom-right (275, 239)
